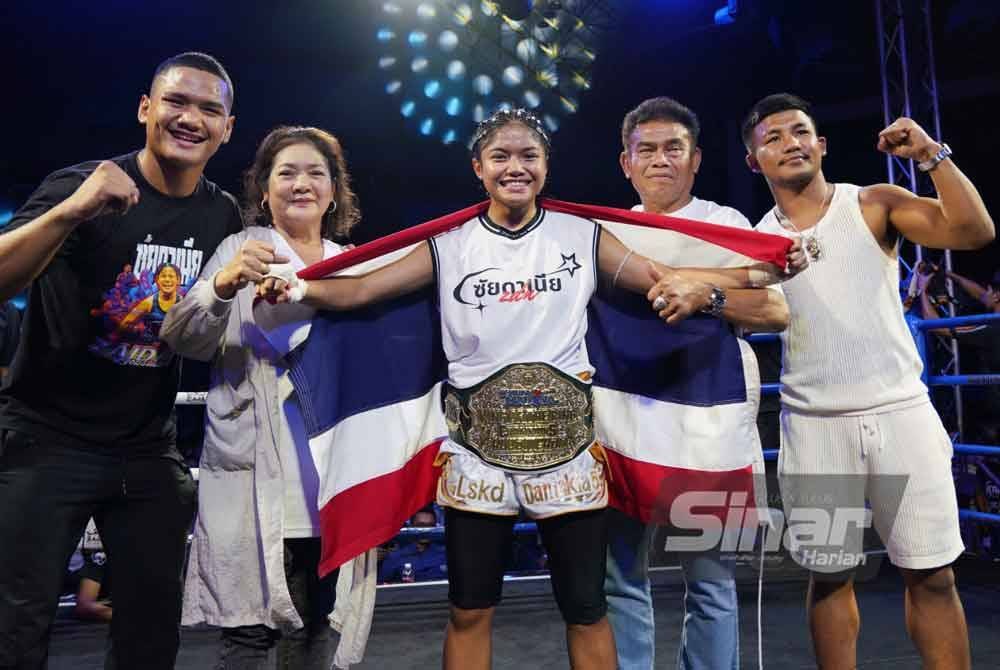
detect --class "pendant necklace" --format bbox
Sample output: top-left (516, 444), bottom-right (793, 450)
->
top-left (774, 184), bottom-right (835, 261)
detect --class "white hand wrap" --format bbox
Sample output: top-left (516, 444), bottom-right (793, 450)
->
top-left (263, 263), bottom-right (309, 303)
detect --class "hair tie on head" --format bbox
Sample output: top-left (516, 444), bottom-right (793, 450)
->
top-left (471, 107), bottom-right (551, 155)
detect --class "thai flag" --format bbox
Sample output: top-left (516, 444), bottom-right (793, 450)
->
top-left (286, 200), bottom-right (790, 576)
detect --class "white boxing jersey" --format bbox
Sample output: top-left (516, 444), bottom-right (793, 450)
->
top-left (429, 208), bottom-right (599, 389)
top-left (756, 183), bottom-right (926, 414)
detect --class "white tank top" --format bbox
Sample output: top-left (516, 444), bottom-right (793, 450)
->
top-left (755, 183), bottom-right (926, 414)
top-left (429, 208), bottom-right (599, 389)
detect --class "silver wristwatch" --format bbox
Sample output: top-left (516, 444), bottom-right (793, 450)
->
top-left (702, 286), bottom-right (726, 317)
top-left (917, 143), bottom-right (952, 172)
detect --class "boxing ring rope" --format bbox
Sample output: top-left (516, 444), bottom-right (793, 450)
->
top-left (749, 311), bottom-right (1000, 527)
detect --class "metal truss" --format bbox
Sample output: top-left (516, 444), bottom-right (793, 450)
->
top-left (876, 0), bottom-right (963, 436)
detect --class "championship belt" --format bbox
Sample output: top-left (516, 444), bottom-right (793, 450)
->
top-left (443, 363), bottom-right (594, 472)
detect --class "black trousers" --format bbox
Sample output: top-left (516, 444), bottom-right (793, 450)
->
top-left (0, 429), bottom-right (196, 670)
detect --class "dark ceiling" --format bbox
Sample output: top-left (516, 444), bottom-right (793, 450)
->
top-left (4, 0), bottom-right (998, 275)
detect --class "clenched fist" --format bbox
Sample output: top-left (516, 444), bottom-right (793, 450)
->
top-left (214, 240), bottom-right (290, 300)
top-left (58, 161), bottom-right (140, 223)
top-left (876, 117), bottom-right (941, 163)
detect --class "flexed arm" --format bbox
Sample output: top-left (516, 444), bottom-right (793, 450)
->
top-left (861, 118), bottom-right (995, 251)
top-left (0, 162), bottom-right (139, 301)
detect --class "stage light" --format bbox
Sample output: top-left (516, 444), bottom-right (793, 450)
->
top-left (438, 30), bottom-right (459, 51)
top-left (473, 74), bottom-right (494, 95)
top-left (516, 38), bottom-right (538, 62)
top-left (453, 4), bottom-right (473, 25)
top-left (714, 0), bottom-right (739, 25)
top-left (502, 65), bottom-right (524, 86)
top-left (376, 0), bottom-right (610, 145)
top-left (446, 60), bottom-right (466, 80)
top-left (424, 79), bottom-right (442, 98)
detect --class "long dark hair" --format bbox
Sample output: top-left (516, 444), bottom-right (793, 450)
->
top-left (242, 126), bottom-right (360, 242)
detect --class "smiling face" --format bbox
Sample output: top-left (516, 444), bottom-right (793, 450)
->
top-left (138, 66), bottom-right (234, 169)
top-left (155, 265), bottom-right (179, 294)
top-left (746, 109), bottom-right (826, 189)
top-left (621, 119), bottom-right (701, 214)
top-left (263, 142), bottom-right (335, 233)
top-left (472, 121), bottom-right (548, 215)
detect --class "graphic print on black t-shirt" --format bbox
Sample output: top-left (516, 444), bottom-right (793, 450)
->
top-left (88, 238), bottom-right (205, 368)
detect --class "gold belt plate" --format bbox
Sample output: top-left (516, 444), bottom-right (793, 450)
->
top-left (448, 363), bottom-right (593, 472)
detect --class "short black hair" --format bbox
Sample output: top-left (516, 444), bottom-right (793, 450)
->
top-left (741, 93), bottom-right (817, 148)
top-left (151, 52), bottom-right (234, 109)
top-left (621, 97), bottom-right (700, 152)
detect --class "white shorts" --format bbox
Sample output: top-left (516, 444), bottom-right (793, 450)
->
top-left (436, 441), bottom-right (608, 519)
top-left (778, 399), bottom-right (963, 571)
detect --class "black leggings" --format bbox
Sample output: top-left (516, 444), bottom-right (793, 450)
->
top-left (445, 507), bottom-right (609, 625)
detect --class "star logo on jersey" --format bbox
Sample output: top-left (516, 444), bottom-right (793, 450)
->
top-left (552, 253), bottom-right (582, 278)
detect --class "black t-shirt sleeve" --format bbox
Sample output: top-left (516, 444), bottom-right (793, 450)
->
top-left (5, 168), bottom-right (89, 257)
top-left (0, 303), bottom-right (21, 366)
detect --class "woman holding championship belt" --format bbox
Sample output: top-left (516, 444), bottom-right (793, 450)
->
top-left (259, 109), bottom-right (804, 670)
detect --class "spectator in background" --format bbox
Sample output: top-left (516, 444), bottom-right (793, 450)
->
top-left (62, 520), bottom-right (113, 623)
top-left (73, 550), bottom-right (112, 623)
top-left (946, 267), bottom-right (1000, 314)
top-left (379, 507), bottom-right (448, 583)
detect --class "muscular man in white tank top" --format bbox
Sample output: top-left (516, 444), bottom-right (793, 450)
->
top-left (743, 93), bottom-right (994, 669)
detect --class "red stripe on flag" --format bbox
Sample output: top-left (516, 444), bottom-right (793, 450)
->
top-left (317, 440), bottom-right (444, 577)
top-left (297, 199), bottom-right (791, 280)
top-left (299, 202), bottom-right (489, 280)
top-left (605, 449), bottom-right (756, 525)
top-left (540, 198), bottom-right (791, 268)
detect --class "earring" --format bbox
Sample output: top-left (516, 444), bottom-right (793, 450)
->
top-left (327, 201), bottom-right (338, 214)
top-left (260, 198), bottom-right (267, 211)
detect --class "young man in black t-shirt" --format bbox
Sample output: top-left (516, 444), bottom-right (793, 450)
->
top-left (0, 52), bottom-right (248, 669)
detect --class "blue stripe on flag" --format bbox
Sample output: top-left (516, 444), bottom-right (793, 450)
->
top-left (288, 287), bottom-right (446, 436)
top-left (585, 288), bottom-right (747, 405)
